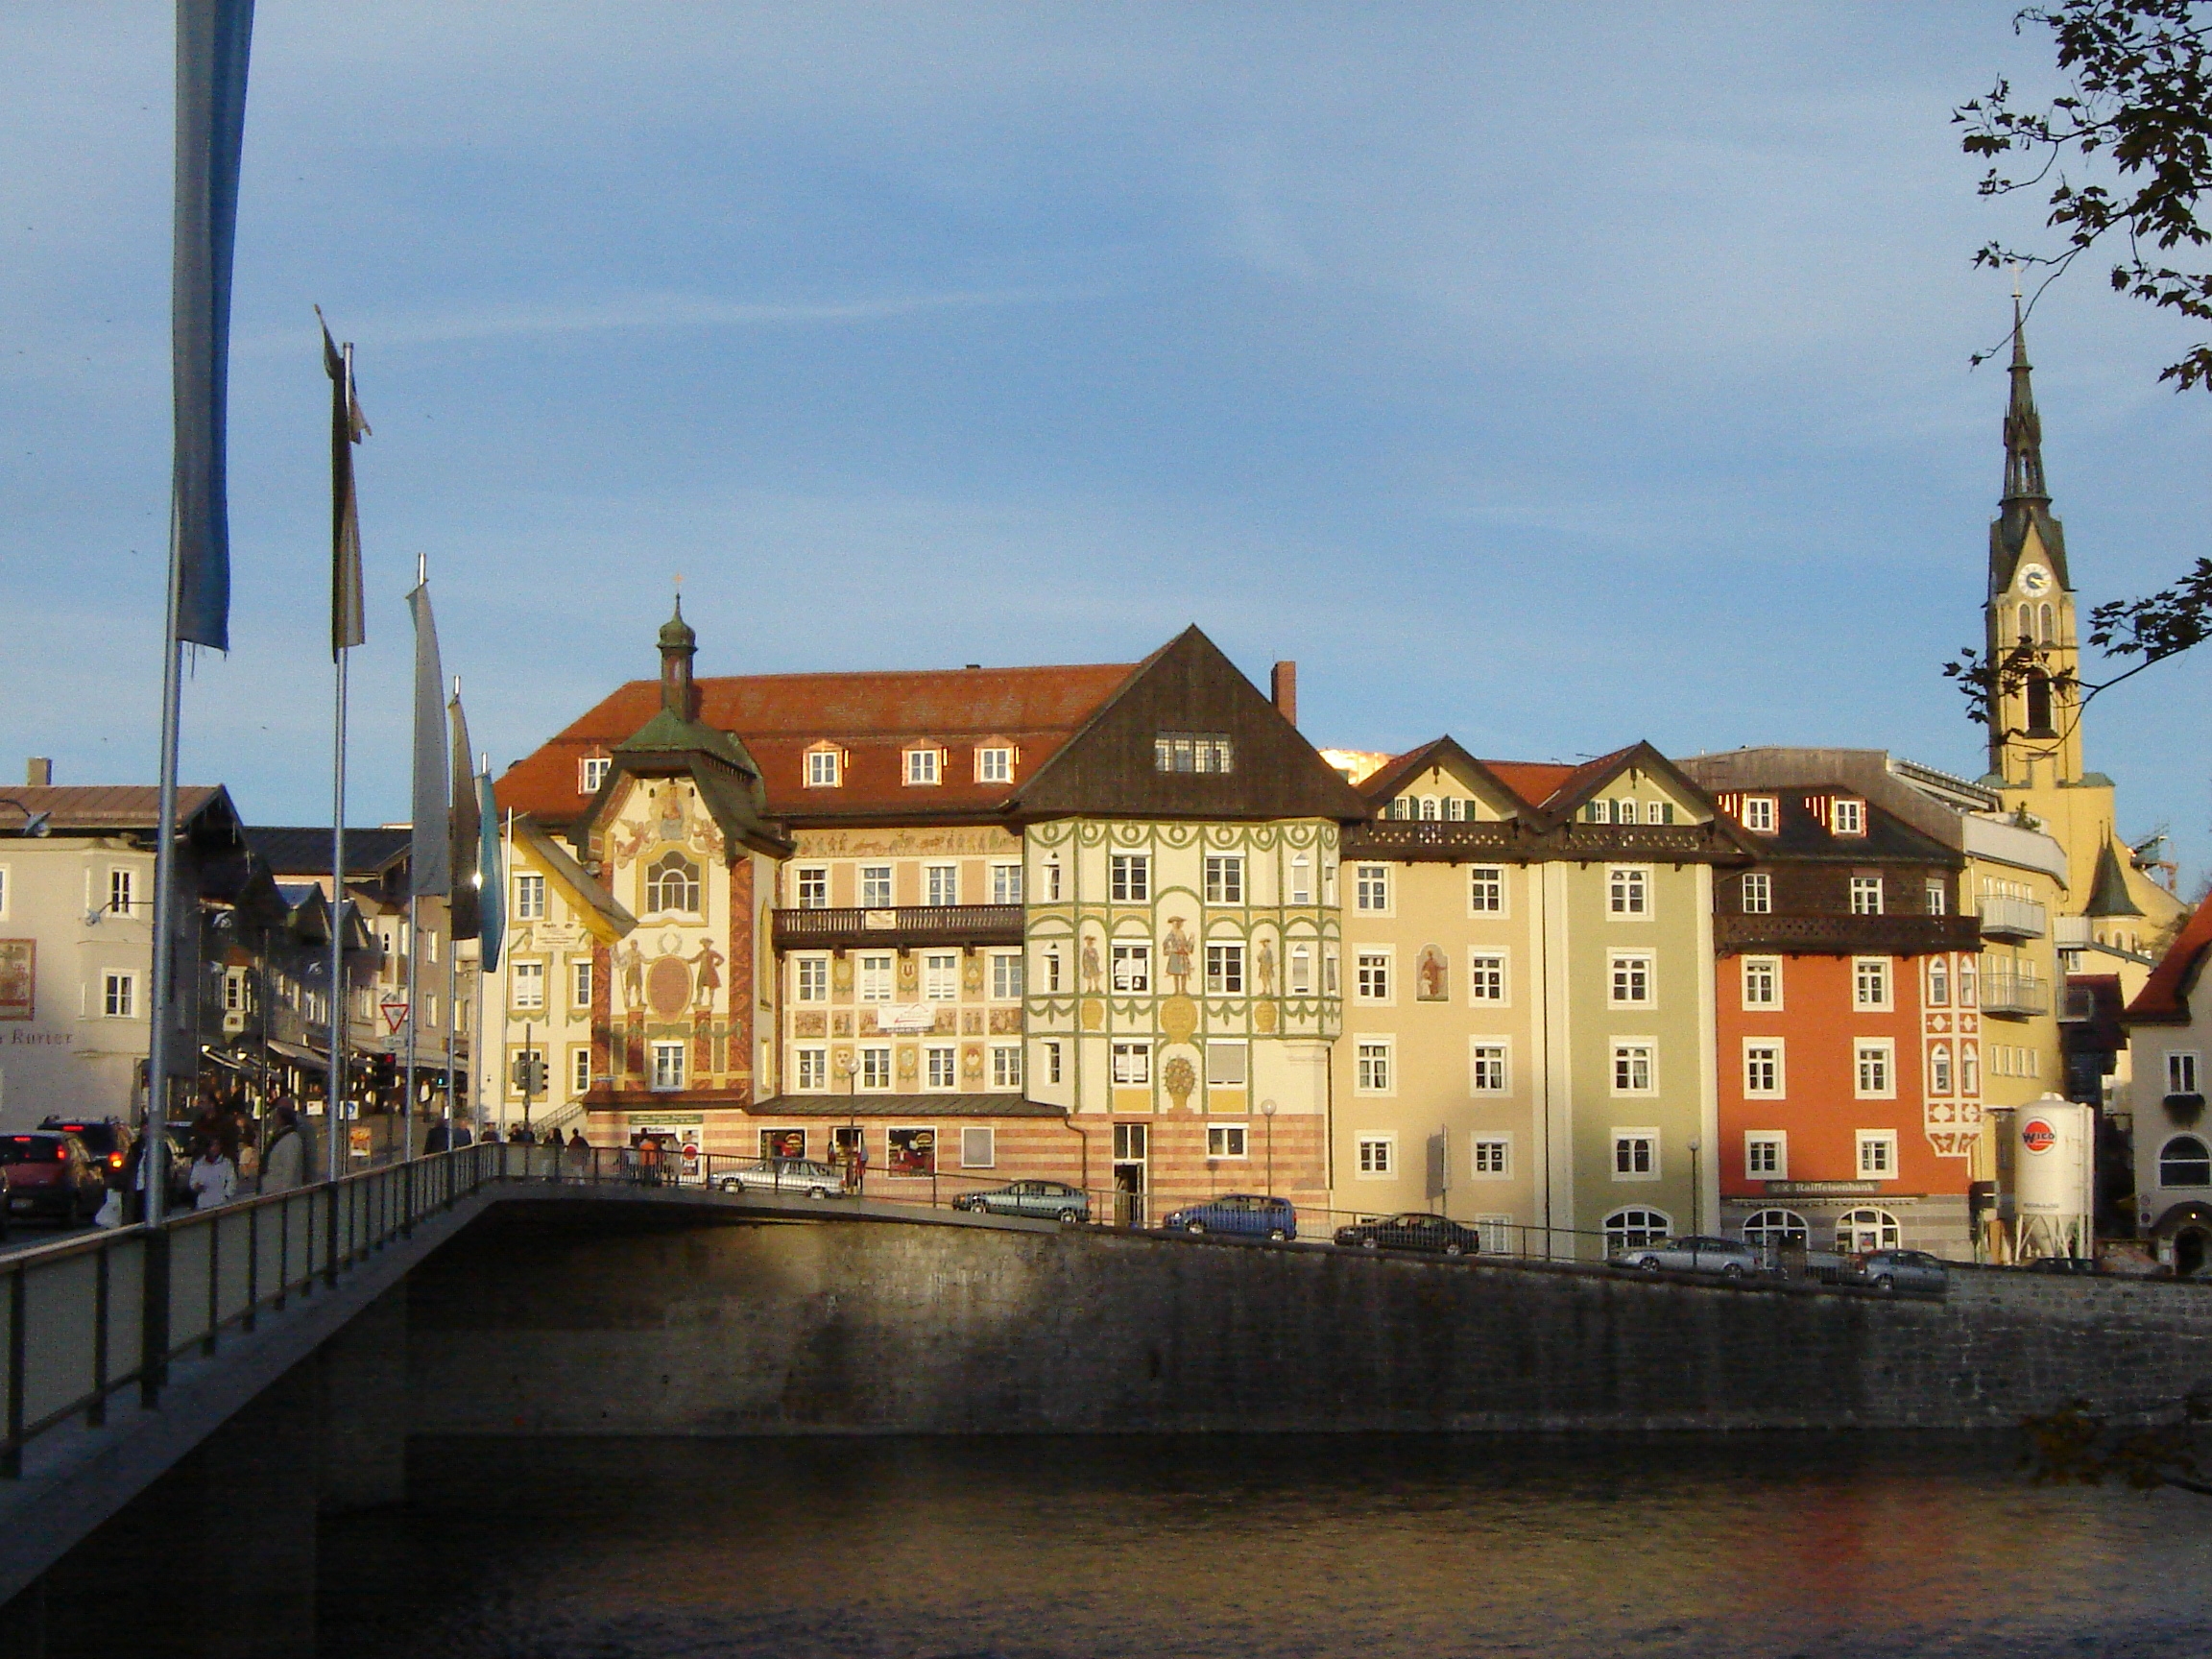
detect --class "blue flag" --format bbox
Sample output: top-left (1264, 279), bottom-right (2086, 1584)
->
top-left (173, 0), bottom-right (255, 651)
top-left (476, 772), bottom-right (504, 973)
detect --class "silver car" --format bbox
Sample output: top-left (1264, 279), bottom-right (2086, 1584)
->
top-left (715, 1157), bottom-right (846, 1199)
top-left (952, 1180), bottom-right (1090, 1221)
top-left (1853, 1248), bottom-right (1948, 1295)
top-left (1611, 1235), bottom-right (1762, 1280)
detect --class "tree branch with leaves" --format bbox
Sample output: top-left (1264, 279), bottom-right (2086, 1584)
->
top-left (2023, 1387), bottom-right (2212, 1495)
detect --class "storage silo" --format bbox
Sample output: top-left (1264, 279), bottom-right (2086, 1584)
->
top-left (2013, 1094), bottom-right (2093, 1261)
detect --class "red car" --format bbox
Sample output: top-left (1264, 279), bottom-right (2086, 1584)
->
top-left (1, 1132), bottom-right (108, 1224)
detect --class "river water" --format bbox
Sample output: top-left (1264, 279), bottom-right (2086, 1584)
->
top-left (321, 1434), bottom-right (2209, 1658)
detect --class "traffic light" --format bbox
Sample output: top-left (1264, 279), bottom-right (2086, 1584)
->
top-left (511, 1053), bottom-right (547, 1096)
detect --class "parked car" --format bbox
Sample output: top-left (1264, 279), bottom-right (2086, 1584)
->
top-left (1853, 1248), bottom-right (1950, 1294)
top-left (953, 1180), bottom-right (1090, 1222)
top-left (2027, 1255), bottom-right (2101, 1276)
top-left (714, 1157), bottom-right (846, 1199)
top-left (1610, 1235), bottom-right (1762, 1279)
top-left (1163, 1193), bottom-right (1297, 1240)
top-left (38, 1117), bottom-right (132, 1187)
top-left (1333, 1212), bottom-right (1483, 1257)
top-left (0, 1132), bottom-right (109, 1224)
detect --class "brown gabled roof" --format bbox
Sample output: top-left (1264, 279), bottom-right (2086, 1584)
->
top-left (1357, 737), bottom-right (1538, 819)
top-left (1, 785), bottom-right (233, 838)
top-left (1482, 760), bottom-right (1581, 810)
top-left (2128, 888), bottom-right (2212, 1024)
top-left (499, 661), bottom-right (1140, 828)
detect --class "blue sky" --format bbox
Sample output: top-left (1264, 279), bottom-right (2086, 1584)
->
top-left (4, 5), bottom-right (2208, 883)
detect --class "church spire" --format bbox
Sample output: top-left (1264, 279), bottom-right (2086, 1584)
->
top-left (2002, 299), bottom-right (2049, 505)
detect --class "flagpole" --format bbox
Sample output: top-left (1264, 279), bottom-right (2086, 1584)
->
top-left (404, 886), bottom-right (419, 1163)
top-left (327, 642), bottom-right (348, 1184)
top-left (143, 509), bottom-right (188, 1238)
top-left (499, 806), bottom-right (514, 1138)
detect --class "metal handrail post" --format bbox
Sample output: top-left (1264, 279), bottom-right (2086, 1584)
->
top-left (4, 1268), bottom-right (25, 1478)
top-left (88, 1244), bottom-right (110, 1429)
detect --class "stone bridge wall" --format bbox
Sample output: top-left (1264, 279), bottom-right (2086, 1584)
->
top-left (409, 1203), bottom-right (2212, 1433)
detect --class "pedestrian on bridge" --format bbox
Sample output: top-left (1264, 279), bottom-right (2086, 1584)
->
top-left (261, 1107), bottom-right (307, 1192)
top-left (564, 1128), bottom-right (591, 1179)
top-left (188, 1141), bottom-right (236, 1211)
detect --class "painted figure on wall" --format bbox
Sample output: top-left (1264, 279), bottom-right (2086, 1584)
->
top-left (1081, 934), bottom-right (1103, 994)
top-left (689, 939), bottom-right (724, 1009)
top-left (617, 939), bottom-right (646, 1011)
top-left (1253, 937), bottom-right (1276, 997)
top-left (1416, 945), bottom-right (1449, 1002)
top-left (1163, 918), bottom-right (1194, 995)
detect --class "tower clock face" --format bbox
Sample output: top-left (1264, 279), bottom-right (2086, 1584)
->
top-left (2020, 564), bottom-right (2052, 595)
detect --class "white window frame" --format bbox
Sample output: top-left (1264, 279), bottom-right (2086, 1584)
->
top-left (1289, 943), bottom-right (1313, 997)
top-left (1469, 1040), bottom-right (1509, 1095)
top-left (1354, 864), bottom-right (1391, 914)
top-left (1854, 1040), bottom-right (1896, 1099)
top-left (1741, 956), bottom-right (1781, 1010)
top-left (1110, 942), bottom-right (1151, 995)
top-left (805, 748), bottom-right (841, 788)
top-left (794, 1046), bottom-right (829, 1092)
top-left (1850, 875), bottom-right (1885, 916)
top-left (1744, 1131), bottom-right (1787, 1179)
top-left (513, 873), bottom-right (546, 922)
top-left (991, 862), bottom-right (1023, 905)
top-left (1471, 1135), bottom-right (1512, 1179)
top-left (1289, 854), bottom-right (1312, 905)
top-left (924, 863), bottom-right (958, 907)
top-left (1355, 1038), bottom-right (1394, 1095)
top-left (859, 864), bottom-right (894, 908)
top-left (1355, 949), bottom-right (1392, 1004)
top-left (108, 867), bottom-right (135, 917)
top-left (1111, 1041), bottom-right (1151, 1086)
top-left (512, 959), bottom-right (546, 1011)
top-left (1743, 796), bottom-right (1776, 833)
top-left (1204, 854), bottom-right (1245, 905)
top-left (570, 957), bottom-right (593, 1008)
top-left (1742, 872), bottom-right (1772, 915)
top-left (1926, 958), bottom-right (1950, 1007)
top-left (1468, 951), bottom-right (1508, 1005)
top-left (922, 951), bottom-right (959, 1001)
top-left (1608, 950), bottom-right (1654, 1007)
top-left (1610, 1041), bottom-right (1656, 1096)
top-left (1206, 1124), bottom-right (1249, 1159)
top-left (1044, 1039), bottom-right (1063, 1085)
top-left (904, 747), bottom-right (941, 786)
top-left (794, 866), bottom-right (830, 908)
top-left (857, 953), bottom-right (894, 1003)
top-left (1467, 865), bottom-right (1506, 916)
top-left (1852, 956), bottom-right (1892, 1011)
top-left (1611, 1130), bottom-right (1660, 1181)
top-left (1607, 866), bottom-right (1650, 918)
top-left (989, 1042), bottom-right (1022, 1091)
top-left (570, 1046), bottom-right (592, 1096)
top-left (649, 1041), bottom-right (685, 1093)
top-left (1205, 941), bottom-right (1246, 996)
top-left (1109, 854), bottom-right (1150, 903)
top-left (794, 955), bottom-right (830, 1003)
top-left (1355, 1134), bottom-right (1396, 1178)
top-left (1856, 1130), bottom-right (1899, 1179)
top-left (2169, 1051), bottom-right (2201, 1095)
top-left (582, 755), bottom-right (612, 793)
top-left (1205, 1039), bottom-right (1248, 1088)
top-left (858, 1045), bottom-right (893, 1091)
top-left (974, 746), bottom-right (1013, 784)
top-left (990, 952), bottom-right (1023, 1001)
top-left (0, 865), bottom-right (9, 920)
top-left (924, 1044), bottom-right (958, 1092)
top-left (102, 971), bottom-right (136, 1019)
top-left (1925, 878), bottom-right (1949, 916)
top-left (961, 1125), bottom-right (997, 1168)
top-left (1743, 1040), bottom-right (1785, 1098)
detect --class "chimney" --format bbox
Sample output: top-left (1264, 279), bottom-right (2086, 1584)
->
top-left (1270, 661), bottom-right (1297, 729)
top-left (25, 757), bottom-right (51, 787)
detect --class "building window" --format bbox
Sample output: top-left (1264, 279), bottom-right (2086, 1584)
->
top-left (102, 972), bottom-right (135, 1018)
top-left (805, 748), bottom-right (840, 787)
top-left (1608, 868), bottom-right (1649, 917)
top-left (991, 953), bottom-right (1023, 1000)
top-left (1742, 1207), bottom-right (1807, 1244)
top-left (1605, 1208), bottom-right (1671, 1249)
top-left (1609, 952), bottom-right (1653, 1006)
top-left (1857, 1131), bottom-right (1898, 1177)
top-left (1469, 953), bottom-right (1506, 1003)
top-left (1288, 854), bottom-right (1312, 905)
top-left (859, 1046), bottom-right (892, 1090)
top-left (905, 748), bottom-right (941, 786)
top-left (857, 953), bottom-right (894, 1002)
top-left (1206, 1041), bottom-right (1248, 1087)
top-left (1855, 1042), bottom-right (1894, 1098)
top-left (1931, 1044), bottom-right (1953, 1094)
top-left (108, 868), bottom-right (135, 916)
top-left (1324, 943), bottom-right (1340, 997)
top-left (1357, 1135), bottom-right (1395, 1176)
top-left (1467, 866), bottom-right (1505, 915)
top-left (1472, 1136), bottom-right (1511, 1177)
top-left (1958, 959), bottom-right (1977, 1008)
top-left (1154, 733), bottom-right (1234, 774)
top-left (1960, 1045), bottom-right (1979, 1094)
top-left (513, 960), bottom-right (545, 1010)
top-left (1111, 943), bottom-right (1151, 994)
top-left (1207, 1125), bottom-right (1249, 1158)
top-left (925, 1045), bottom-right (958, 1091)
top-left (1927, 959), bottom-right (1950, 1006)
top-left (1611, 1043), bottom-right (1654, 1094)
top-left (647, 852), bottom-right (701, 916)
top-left (1742, 957), bottom-right (1780, 1008)
top-left (1853, 958), bottom-right (1891, 1010)
top-left (1043, 947), bottom-right (1063, 993)
top-left (571, 958), bottom-right (593, 1008)
top-left (1289, 944), bottom-right (1312, 996)
top-left (1111, 1042), bottom-right (1151, 1085)
top-left (1925, 878), bottom-right (1949, 916)
top-left (650, 1042), bottom-right (685, 1092)
top-left (1745, 1133), bottom-right (1786, 1177)
top-left (1470, 1043), bottom-right (1508, 1094)
top-left (795, 1046), bottom-right (828, 1091)
top-left (1109, 854), bottom-right (1150, 903)
top-left (1743, 1044), bottom-right (1784, 1097)
top-left (987, 1044), bottom-right (1022, 1091)
top-left (1205, 942), bottom-right (1245, 996)
top-left (858, 865), bottom-right (894, 908)
top-left (795, 957), bottom-right (829, 1003)
top-left (1742, 872), bottom-right (1771, 915)
top-left (1743, 796), bottom-right (1776, 833)
top-left (1356, 1040), bottom-right (1393, 1094)
top-left (582, 755), bottom-right (611, 793)
top-left (794, 866), bottom-right (829, 908)
top-left (1044, 1040), bottom-right (1063, 1085)
top-left (2169, 1052), bottom-right (2200, 1095)
top-left (923, 863), bottom-right (957, 907)
top-left (1832, 799), bottom-right (1865, 835)
top-left (1204, 854), bottom-right (1245, 905)
top-left (886, 1126), bottom-right (935, 1174)
top-left (570, 1047), bottom-right (592, 1095)
top-left (1836, 1208), bottom-right (1901, 1251)
top-left (1612, 1132), bottom-right (1658, 1179)
top-left (2159, 1136), bottom-right (2212, 1188)
top-left (514, 873), bottom-right (546, 921)
top-left (1355, 865), bottom-right (1390, 913)
top-left (1850, 876), bottom-right (1884, 916)
top-left (923, 952), bottom-right (959, 1001)
top-left (992, 863), bottom-right (1023, 905)
top-left (975, 746), bottom-right (1013, 783)
top-left (1356, 950), bottom-right (1391, 1002)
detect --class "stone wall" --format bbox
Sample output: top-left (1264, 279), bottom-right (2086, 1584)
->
top-left (407, 1204), bottom-right (2212, 1433)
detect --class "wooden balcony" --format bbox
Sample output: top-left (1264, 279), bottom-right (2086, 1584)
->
top-left (1716, 912), bottom-right (1984, 957)
top-left (771, 903), bottom-right (1024, 953)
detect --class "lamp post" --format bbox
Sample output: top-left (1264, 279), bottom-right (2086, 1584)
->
top-left (1687, 1137), bottom-right (1701, 1236)
top-left (1261, 1097), bottom-right (1278, 1195)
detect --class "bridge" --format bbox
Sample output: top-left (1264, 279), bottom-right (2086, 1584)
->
top-left (4, 1146), bottom-right (2212, 1655)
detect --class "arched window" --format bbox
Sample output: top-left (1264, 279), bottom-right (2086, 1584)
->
top-left (1419, 796), bottom-right (1440, 821)
top-left (2025, 671), bottom-right (2056, 735)
top-left (2159, 1136), bottom-right (2212, 1189)
top-left (1836, 1208), bottom-right (1901, 1251)
top-left (1927, 959), bottom-right (1949, 1007)
top-left (1742, 1209), bottom-right (1808, 1245)
top-left (646, 851), bottom-right (701, 916)
top-left (1930, 1043), bottom-right (1953, 1095)
top-left (1604, 1207), bottom-right (1672, 1250)
top-left (2041, 603), bottom-right (2056, 643)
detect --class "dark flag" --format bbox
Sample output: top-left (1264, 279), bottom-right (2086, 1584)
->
top-left (320, 310), bottom-right (369, 657)
top-left (407, 582), bottom-right (451, 898)
top-left (476, 772), bottom-right (505, 973)
top-left (447, 688), bottom-right (481, 941)
top-left (173, 0), bottom-right (255, 651)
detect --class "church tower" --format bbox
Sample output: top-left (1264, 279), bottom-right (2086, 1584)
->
top-left (1983, 302), bottom-right (2083, 789)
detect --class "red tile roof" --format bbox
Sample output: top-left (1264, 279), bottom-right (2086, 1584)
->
top-left (498, 661), bottom-right (1140, 826)
top-left (1480, 760), bottom-right (1580, 810)
top-left (2128, 888), bottom-right (2212, 1023)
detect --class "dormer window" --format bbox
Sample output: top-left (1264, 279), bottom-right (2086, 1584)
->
top-left (805, 747), bottom-right (842, 788)
top-left (1743, 796), bottom-right (1775, 834)
top-left (1446, 798), bottom-right (1467, 821)
top-left (905, 747), bottom-right (942, 786)
top-left (975, 745), bottom-right (1013, 783)
top-left (581, 756), bottom-right (611, 794)
top-left (1154, 733), bottom-right (1234, 774)
top-left (1832, 798), bottom-right (1865, 836)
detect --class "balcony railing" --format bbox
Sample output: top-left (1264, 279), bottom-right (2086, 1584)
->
top-left (1979, 895), bottom-right (2048, 941)
top-left (771, 904), bottom-right (1024, 953)
top-left (1716, 912), bottom-right (1984, 957)
top-left (1981, 970), bottom-right (2050, 1019)
top-left (1343, 821), bottom-right (1519, 857)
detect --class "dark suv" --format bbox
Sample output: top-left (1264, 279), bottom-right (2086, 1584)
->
top-left (37, 1118), bottom-right (132, 1186)
top-left (1, 1132), bottom-right (108, 1224)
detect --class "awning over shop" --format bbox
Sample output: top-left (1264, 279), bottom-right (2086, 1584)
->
top-left (265, 1039), bottom-right (328, 1067)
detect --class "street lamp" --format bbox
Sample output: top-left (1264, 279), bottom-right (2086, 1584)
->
top-left (1261, 1097), bottom-right (1278, 1195)
top-left (0, 798), bottom-right (52, 837)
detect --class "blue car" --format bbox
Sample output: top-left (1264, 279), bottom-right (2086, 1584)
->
top-left (1161, 1192), bottom-right (1297, 1241)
